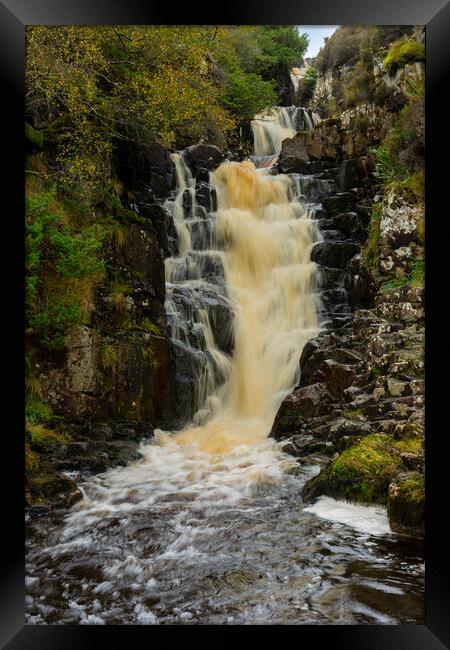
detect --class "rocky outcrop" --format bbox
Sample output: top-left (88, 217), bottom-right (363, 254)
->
top-left (378, 188), bottom-right (424, 279)
top-left (272, 277), bottom-right (424, 536)
top-left (274, 151), bottom-right (424, 536)
top-left (184, 144), bottom-right (224, 179)
top-left (278, 110), bottom-right (390, 174)
top-left (37, 201), bottom-right (176, 426)
top-left (116, 140), bottom-right (176, 197)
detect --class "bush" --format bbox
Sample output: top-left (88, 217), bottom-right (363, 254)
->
top-left (220, 70), bottom-right (277, 121)
top-left (26, 187), bottom-right (106, 349)
top-left (296, 67), bottom-right (317, 105)
top-left (316, 27), bottom-right (366, 73)
top-left (384, 40), bottom-right (425, 75)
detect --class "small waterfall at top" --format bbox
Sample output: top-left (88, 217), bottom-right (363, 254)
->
top-left (251, 106), bottom-right (321, 160)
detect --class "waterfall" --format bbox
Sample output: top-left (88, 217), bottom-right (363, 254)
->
top-left (164, 154), bottom-right (233, 420)
top-left (251, 106), bottom-right (320, 157)
top-left (158, 151), bottom-right (323, 456)
top-left (39, 106), bottom-right (326, 531)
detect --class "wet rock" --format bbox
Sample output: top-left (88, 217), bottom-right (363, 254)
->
top-left (387, 472), bottom-right (425, 537)
top-left (117, 140), bottom-right (176, 197)
top-left (184, 144), bottom-right (224, 176)
top-left (271, 383), bottom-right (332, 438)
top-left (323, 193), bottom-right (357, 216)
top-left (204, 295), bottom-right (234, 355)
top-left (347, 254), bottom-right (377, 307)
top-left (286, 383), bottom-right (331, 414)
top-left (321, 360), bottom-right (356, 396)
top-left (335, 156), bottom-right (375, 192)
top-left (195, 182), bottom-right (217, 212)
top-left (28, 472), bottom-right (83, 509)
top-left (311, 241), bottom-right (360, 269)
top-left (278, 135), bottom-right (310, 173)
top-left (329, 212), bottom-right (364, 240)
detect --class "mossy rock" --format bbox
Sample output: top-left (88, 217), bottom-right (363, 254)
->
top-left (384, 40), bottom-right (425, 75)
top-left (387, 471), bottom-right (424, 537)
top-left (302, 434), bottom-right (405, 504)
top-left (28, 471), bottom-right (82, 508)
top-left (114, 205), bottom-right (155, 234)
top-left (25, 121), bottom-right (44, 149)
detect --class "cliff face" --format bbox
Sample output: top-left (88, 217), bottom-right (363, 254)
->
top-left (271, 26), bottom-right (425, 537)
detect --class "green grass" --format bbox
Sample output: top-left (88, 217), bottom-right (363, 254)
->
top-left (381, 259), bottom-right (424, 291)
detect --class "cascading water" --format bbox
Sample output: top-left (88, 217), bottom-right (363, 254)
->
top-left (251, 106), bottom-right (321, 158)
top-left (161, 156), bottom-right (323, 455)
top-left (25, 107), bottom-right (424, 626)
top-left (164, 153), bottom-right (233, 421)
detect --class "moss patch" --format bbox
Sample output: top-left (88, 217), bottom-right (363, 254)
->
top-left (302, 434), bottom-right (405, 504)
top-left (384, 40), bottom-right (425, 75)
top-left (26, 421), bottom-right (70, 451)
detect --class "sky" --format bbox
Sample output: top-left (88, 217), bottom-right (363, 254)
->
top-left (298, 26), bottom-right (338, 58)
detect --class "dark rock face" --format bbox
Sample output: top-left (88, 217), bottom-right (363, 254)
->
top-left (278, 135), bottom-right (310, 173)
top-left (322, 192), bottom-right (357, 216)
top-left (37, 177), bottom-right (178, 430)
top-left (27, 473), bottom-right (83, 511)
top-left (311, 241), bottom-right (360, 269)
top-left (116, 140), bottom-right (176, 197)
top-left (335, 156), bottom-right (375, 193)
top-left (270, 283), bottom-right (424, 534)
top-left (184, 144), bottom-right (224, 176)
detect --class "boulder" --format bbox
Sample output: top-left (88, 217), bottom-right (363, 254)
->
top-left (116, 140), bottom-right (175, 197)
top-left (278, 134), bottom-right (310, 173)
top-left (387, 472), bottom-right (425, 537)
top-left (184, 144), bottom-right (224, 176)
top-left (311, 241), bottom-right (360, 269)
top-left (321, 359), bottom-right (356, 396)
top-left (283, 383), bottom-right (331, 415)
top-left (302, 434), bottom-right (404, 504)
top-left (323, 192), bottom-right (357, 216)
top-left (335, 156), bottom-right (375, 192)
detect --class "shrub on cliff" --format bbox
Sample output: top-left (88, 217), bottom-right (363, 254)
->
top-left (295, 67), bottom-right (318, 105)
top-left (25, 187), bottom-right (106, 349)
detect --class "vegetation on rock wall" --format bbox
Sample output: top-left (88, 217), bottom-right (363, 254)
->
top-left (295, 67), bottom-right (318, 106)
top-left (312, 26), bottom-right (419, 114)
top-left (383, 39), bottom-right (425, 75)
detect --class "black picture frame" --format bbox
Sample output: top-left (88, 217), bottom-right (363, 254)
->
top-left (2, 0), bottom-right (449, 646)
